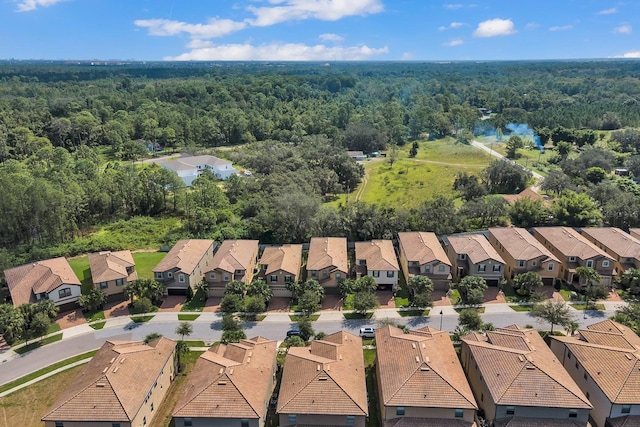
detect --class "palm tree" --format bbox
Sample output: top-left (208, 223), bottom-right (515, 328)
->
top-left (175, 321), bottom-right (193, 341)
top-left (175, 340), bottom-right (190, 372)
top-left (576, 267), bottom-right (601, 309)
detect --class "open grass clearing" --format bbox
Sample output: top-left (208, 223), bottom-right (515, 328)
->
top-left (14, 333), bottom-right (63, 355)
top-left (344, 312), bottom-right (374, 320)
top-left (132, 251), bottom-right (167, 280)
top-left (68, 255), bottom-right (93, 294)
top-left (177, 313), bottom-right (200, 321)
top-left (289, 314), bottom-right (320, 321)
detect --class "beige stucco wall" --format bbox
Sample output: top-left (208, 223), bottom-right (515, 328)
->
top-left (44, 422), bottom-right (131, 427)
top-left (278, 413), bottom-right (365, 427)
top-left (460, 342), bottom-right (496, 421)
top-left (494, 405), bottom-right (589, 424)
top-left (173, 417), bottom-right (261, 427)
top-left (129, 350), bottom-right (175, 427)
top-left (383, 406), bottom-right (475, 424)
top-left (95, 278), bottom-right (128, 297)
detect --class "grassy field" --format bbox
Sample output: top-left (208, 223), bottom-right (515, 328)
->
top-left (132, 252), bottom-right (167, 280)
top-left (68, 256), bottom-right (93, 294)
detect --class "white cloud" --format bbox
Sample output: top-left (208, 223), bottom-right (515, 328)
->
top-left (597, 8), bottom-right (617, 15)
top-left (164, 42), bottom-right (389, 61)
top-left (473, 18), bottom-right (517, 38)
top-left (438, 25), bottom-right (447, 31)
top-left (614, 25), bottom-right (632, 34)
top-left (549, 25), bottom-right (573, 31)
top-left (134, 18), bottom-right (247, 39)
top-left (319, 33), bottom-right (344, 42)
top-left (246, 0), bottom-right (384, 27)
top-left (443, 38), bottom-right (463, 47)
top-left (15, 0), bottom-right (68, 12)
top-left (450, 22), bottom-right (464, 28)
top-left (525, 22), bottom-right (539, 30)
top-left (622, 50), bottom-right (640, 58)
top-left (444, 3), bottom-right (463, 9)
top-left (401, 52), bottom-right (414, 60)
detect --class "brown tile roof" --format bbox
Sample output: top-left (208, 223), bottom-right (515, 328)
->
top-left (581, 227), bottom-right (640, 262)
top-left (533, 227), bottom-right (613, 262)
top-left (42, 338), bottom-right (175, 422)
top-left (447, 234), bottom-right (505, 265)
top-left (173, 337), bottom-right (277, 419)
top-left (493, 417), bottom-right (585, 427)
top-left (607, 415), bottom-right (640, 427)
top-left (208, 240), bottom-right (259, 274)
top-left (462, 326), bottom-right (591, 410)
top-left (489, 228), bottom-right (559, 263)
top-left (551, 320), bottom-right (640, 404)
top-left (277, 331), bottom-right (367, 417)
top-left (376, 325), bottom-right (477, 411)
top-left (355, 240), bottom-right (400, 272)
top-left (88, 250), bottom-right (137, 284)
top-left (5, 257), bottom-right (81, 305)
top-left (152, 239), bottom-right (215, 274)
top-left (398, 232), bottom-right (451, 266)
top-left (306, 237), bottom-right (348, 273)
top-left (501, 188), bottom-right (547, 206)
top-left (385, 418), bottom-right (473, 427)
top-left (259, 244), bottom-right (303, 276)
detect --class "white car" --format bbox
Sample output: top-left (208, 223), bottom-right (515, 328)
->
top-left (359, 327), bottom-right (375, 338)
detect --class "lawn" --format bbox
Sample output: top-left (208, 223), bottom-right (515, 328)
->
top-left (177, 314), bottom-right (200, 321)
top-left (83, 309), bottom-right (105, 322)
top-left (89, 321), bottom-right (106, 330)
top-left (180, 289), bottom-right (207, 312)
top-left (14, 333), bottom-right (63, 355)
top-left (183, 340), bottom-right (207, 347)
top-left (68, 255), bottom-right (93, 294)
top-left (570, 303), bottom-right (606, 311)
top-left (509, 304), bottom-right (533, 312)
top-left (344, 312), bottom-right (374, 320)
top-left (131, 315), bottom-right (155, 323)
top-left (240, 314), bottom-right (267, 321)
top-left (289, 314), bottom-right (320, 321)
top-left (454, 306), bottom-right (486, 314)
top-left (397, 309), bottom-right (430, 317)
top-left (363, 348), bottom-right (380, 427)
top-left (132, 251), bottom-right (167, 280)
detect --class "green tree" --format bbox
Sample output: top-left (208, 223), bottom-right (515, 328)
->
top-left (556, 141), bottom-right (572, 160)
top-left (298, 289), bottom-right (322, 316)
top-left (285, 336), bottom-right (305, 347)
top-left (297, 316), bottom-right (315, 342)
top-left (505, 135), bottom-right (524, 159)
top-left (483, 160), bottom-right (531, 194)
top-left (220, 293), bottom-right (244, 314)
top-left (512, 272), bottom-right (543, 297)
top-left (575, 266), bottom-right (601, 288)
top-left (455, 276), bottom-right (488, 306)
top-left (225, 280), bottom-right (246, 296)
top-left (29, 312), bottom-right (51, 343)
top-left (221, 314), bottom-right (242, 332)
top-left (458, 309), bottom-right (483, 331)
top-left (553, 191), bottom-right (602, 227)
top-left (144, 332), bottom-right (163, 344)
top-left (338, 279), bottom-right (356, 298)
top-left (222, 329), bottom-right (247, 344)
top-left (613, 303), bottom-right (640, 334)
top-left (77, 288), bottom-right (107, 312)
top-left (0, 304), bottom-right (25, 345)
top-left (244, 295), bottom-right (267, 315)
top-left (175, 321), bottom-right (193, 340)
top-left (531, 301), bottom-right (574, 334)
top-left (616, 268), bottom-right (640, 296)
top-left (509, 197), bottom-right (547, 228)
top-left (175, 340), bottom-right (190, 371)
top-left (247, 279), bottom-right (273, 303)
top-left (409, 141), bottom-right (419, 158)
top-left (353, 275), bottom-right (378, 293)
top-left (585, 167), bottom-right (607, 184)
top-left (352, 291), bottom-right (380, 314)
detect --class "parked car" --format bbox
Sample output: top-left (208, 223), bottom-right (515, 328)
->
top-left (286, 328), bottom-right (301, 337)
top-left (359, 327), bottom-right (375, 338)
top-left (269, 392), bottom-right (279, 409)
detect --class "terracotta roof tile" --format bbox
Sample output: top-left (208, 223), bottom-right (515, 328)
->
top-left (5, 257), bottom-right (81, 305)
top-left (306, 237), bottom-right (348, 273)
top-left (398, 232), bottom-right (451, 266)
top-left (355, 240), bottom-right (400, 272)
top-left (501, 188), bottom-right (548, 206)
top-left (581, 227), bottom-right (640, 262)
top-left (607, 415), bottom-right (640, 427)
top-left (489, 228), bottom-right (559, 262)
top-left (259, 244), bottom-right (303, 276)
top-left (153, 239), bottom-right (215, 275)
top-left (447, 234), bottom-right (505, 265)
top-left (208, 240), bottom-right (259, 275)
top-left (533, 227), bottom-right (613, 262)
top-left (88, 250), bottom-right (136, 284)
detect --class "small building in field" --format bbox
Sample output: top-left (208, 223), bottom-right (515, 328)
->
top-left (158, 155), bottom-right (237, 186)
top-left (88, 250), bottom-right (137, 301)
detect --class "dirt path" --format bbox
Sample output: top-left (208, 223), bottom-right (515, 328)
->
top-left (471, 139), bottom-right (545, 190)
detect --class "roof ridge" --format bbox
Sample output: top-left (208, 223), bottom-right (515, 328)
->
top-left (527, 358), bottom-right (591, 406)
top-left (220, 372), bottom-right (261, 418)
top-left (277, 354), bottom-right (319, 410)
top-left (423, 360), bottom-right (478, 408)
top-left (324, 369), bottom-right (368, 414)
top-left (613, 358), bottom-right (640, 402)
top-left (384, 359), bottom-right (425, 404)
top-left (105, 372), bottom-right (136, 419)
top-left (565, 339), bottom-right (639, 353)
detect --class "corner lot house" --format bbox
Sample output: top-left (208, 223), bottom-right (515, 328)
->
top-left (533, 227), bottom-right (615, 288)
top-left (397, 231), bottom-right (452, 290)
top-left (205, 239), bottom-right (259, 297)
top-left (158, 154), bottom-right (237, 186)
top-left (277, 331), bottom-right (368, 427)
top-left (306, 237), bottom-right (348, 292)
top-left (488, 227), bottom-right (560, 285)
top-left (5, 257), bottom-right (81, 310)
top-left (153, 239), bottom-right (216, 296)
top-left (376, 325), bottom-right (477, 427)
top-left (88, 250), bottom-right (137, 300)
top-left (173, 337), bottom-right (277, 427)
top-left (550, 320), bottom-right (640, 427)
top-left (460, 325), bottom-right (592, 427)
top-left (581, 227), bottom-right (640, 275)
top-left (42, 337), bottom-right (176, 427)
top-left (445, 234), bottom-right (505, 285)
top-left (354, 240), bottom-right (400, 289)
top-left (259, 244), bottom-right (303, 297)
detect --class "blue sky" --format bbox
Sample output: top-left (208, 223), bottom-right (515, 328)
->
top-left (1, 0), bottom-right (639, 61)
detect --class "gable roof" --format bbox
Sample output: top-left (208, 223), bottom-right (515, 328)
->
top-left (159, 155), bottom-right (232, 172)
top-left (489, 228), bottom-right (559, 263)
top-left (306, 237), bottom-right (348, 273)
top-left (376, 325), bottom-right (477, 411)
top-left (88, 250), bottom-right (136, 284)
top-left (551, 320), bottom-right (640, 404)
top-left (462, 326), bottom-right (591, 410)
top-left (208, 240), bottom-right (259, 274)
top-left (447, 234), bottom-right (505, 265)
top-left (42, 338), bottom-right (175, 422)
top-left (581, 227), bottom-right (640, 262)
top-left (152, 239), bottom-right (215, 275)
top-left (533, 227), bottom-right (613, 262)
top-left (277, 331), bottom-right (367, 416)
top-left (5, 257), bottom-right (81, 305)
top-left (259, 244), bottom-right (303, 276)
top-left (173, 337), bottom-right (277, 419)
top-left (501, 188), bottom-right (547, 206)
top-left (398, 232), bottom-right (451, 266)
top-left (355, 240), bottom-right (400, 272)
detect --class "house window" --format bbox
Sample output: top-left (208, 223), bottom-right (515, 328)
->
top-left (262, 264), bottom-right (267, 270)
top-left (518, 260), bottom-right (525, 268)
top-left (622, 405), bottom-right (631, 414)
top-left (100, 282), bottom-right (108, 289)
top-left (586, 392), bottom-right (590, 400)
top-left (58, 288), bottom-right (71, 298)
top-left (568, 351), bottom-right (572, 359)
top-left (359, 259), bottom-right (366, 265)
top-left (548, 263), bottom-right (554, 271)
top-left (569, 256), bottom-right (576, 262)
top-left (569, 409), bottom-right (578, 418)
top-left (336, 273), bottom-right (342, 280)
top-left (112, 423), bottom-right (121, 427)
top-left (455, 409), bottom-right (464, 418)
top-left (602, 260), bottom-right (610, 267)
top-left (506, 406), bottom-right (515, 415)
top-left (155, 272), bottom-right (163, 279)
top-left (373, 271), bottom-right (380, 277)
top-left (493, 264), bottom-right (501, 272)
top-left (396, 407), bottom-right (405, 416)
top-left (311, 270), bottom-right (317, 277)
top-left (241, 419), bottom-right (249, 427)
top-left (55, 423), bottom-right (64, 427)
top-left (184, 419), bottom-right (193, 427)
top-left (531, 261), bottom-right (537, 267)
top-left (459, 254), bottom-right (466, 260)
top-left (584, 371), bottom-right (588, 380)
top-left (284, 275), bottom-right (293, 282)
top-left (235, 269), bottom-right (244, 275)
top-left (270, 275), bottom-right (278, 283)
top-left (387, 271), bottom-right (395, 278)
top-left (438, 265), bottom-right (445, 272)
top-left (586, 260), bottom-right (594, 268)
top-left (178, 274), bottom-right (185, 283)
top-left (116, 278), bottom-right (124, 286)
top-left (478, 264), bottom-right (486, 272)
top-left (168, 272), bottom-right (173, 278)
top-left (346, 415), bottom-right (355, 425)
top-left (424, 265), bottom-right (431, 273)
top-left (288, 415), bottom-right (297, 424)
top-left (210, 273), bottom-right (216, 280)
top-left (224, 274), bottom-right (230, 281)
top-left (150, 402), bottom-right (154, 412)
top-left (322, 270), bottom-right (328, 277)
top-left (143, 417), bottom-right (147, 426)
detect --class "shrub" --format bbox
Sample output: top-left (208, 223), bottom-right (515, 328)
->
top-left (130, 297), bottom-right (154, 314)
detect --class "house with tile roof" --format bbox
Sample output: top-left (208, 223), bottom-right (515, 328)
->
top-left (173, 337), bottom-right (277, 427)
top-left (153, 239), bottom-right (216, 296)
top-left (397, 232), bottom-right (452, 290)
top-left (158, 154), bottom-right (237, 186)
top-left (277, 330), bottom-right (368, 426)
top-left (355, 240), bottom-right (400, 289)
top-left (88, 250), bottom-right (137, 300)
top-left (376, 325), bottom-right (477, 427)
top-left (630, 229), bottom-right (640, 241)
top-left (460, 325), bottom-right (592, 427)
top-left (4, 257), bottom-right (81, 309)
top-left (581, 227), bottom-right (640, 275)
top-left (259, 244), bottom-right (303, 297)
top-left (533, 227), bottom-right (615, 288)
top-left (42, 337), bottom-right (176, 427)
top-left (488, 227), bottom-right (560, 285)
top-left (501, 188), bottom-right (550, 206)
top-left (445, 234), bottom-right (506, 286)
top-left (550, 320), bottom-right (640, 427)
top-left (306, 237), bottom-right (348, 292)
top-left (205, 240), bottom-right (260, 297)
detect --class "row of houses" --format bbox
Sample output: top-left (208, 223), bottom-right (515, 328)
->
top-left (7, 226), bottom-right (640, 309)
top-left (41, 319), bottom-right (640, 427)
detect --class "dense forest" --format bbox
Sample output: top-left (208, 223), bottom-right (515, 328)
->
top-left (1, 60), bottom-right (640, 272)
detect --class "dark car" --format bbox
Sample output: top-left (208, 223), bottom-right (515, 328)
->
top-left (286, 328), bottom-right (301, 337)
